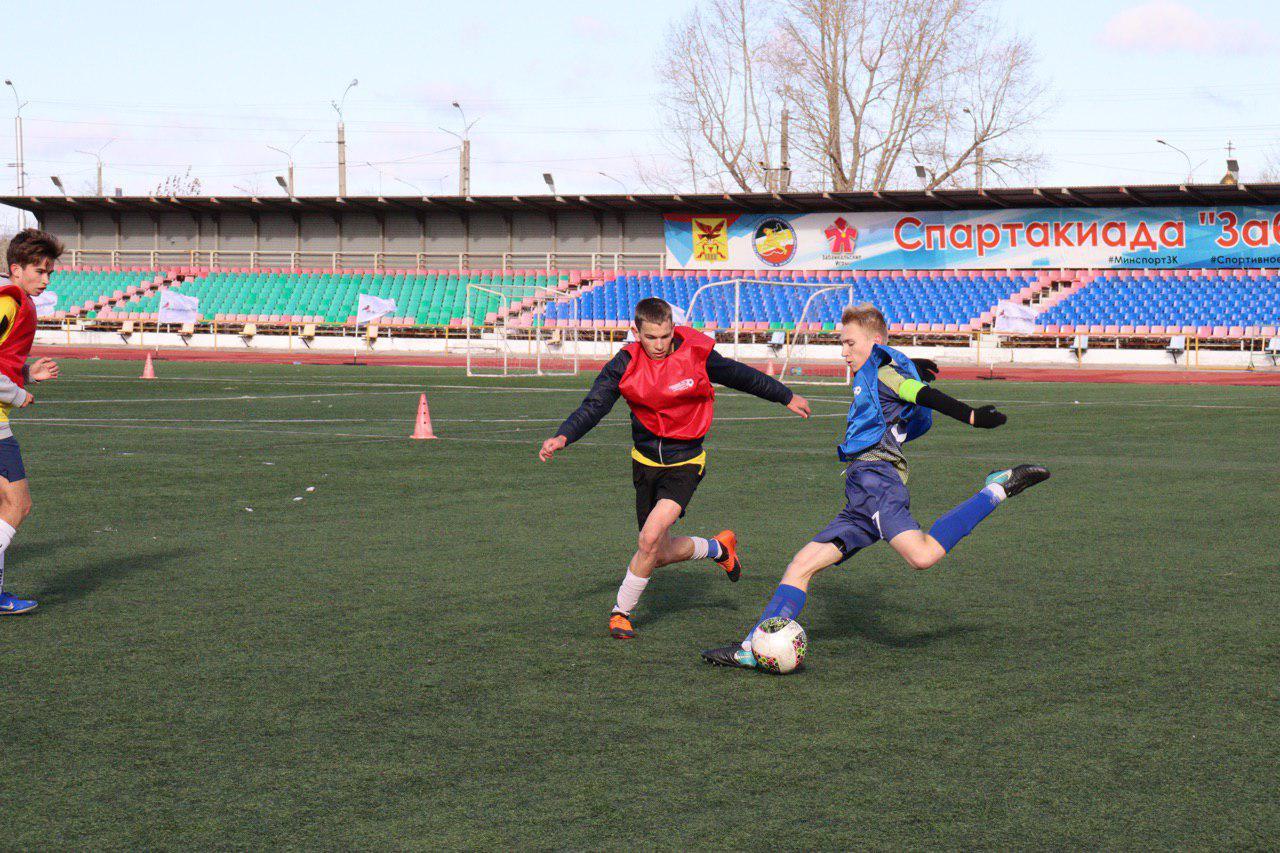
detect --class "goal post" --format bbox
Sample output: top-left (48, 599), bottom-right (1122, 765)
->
top-left (683, 278), bottom-right (855, 386)
top-left (464, 283), bottom-right (582, 377)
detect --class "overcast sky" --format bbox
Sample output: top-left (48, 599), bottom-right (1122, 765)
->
top-left (2, 0), bottom-right (1278, 230)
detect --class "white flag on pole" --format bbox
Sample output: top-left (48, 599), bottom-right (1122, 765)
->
top-left (158, 289), bottom-right (200, 324)
top-left (993, 300), bottom-right (1038, 334)
top-left (33, 291), bottom-right (58, 317)
top-left (357, 293), bottom-right (397, 324)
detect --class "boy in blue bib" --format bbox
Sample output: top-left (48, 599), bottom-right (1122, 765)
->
top-left (702, 303), bottom-right (1050, 669)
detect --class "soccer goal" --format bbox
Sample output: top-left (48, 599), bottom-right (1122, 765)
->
top-left (464, 283), bottom-right (582, 377)
top-left (683, 278), bottom-right (856, 386)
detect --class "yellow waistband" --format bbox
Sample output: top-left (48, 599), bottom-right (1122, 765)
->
top-left (631, 448), bottom-right (706, 474)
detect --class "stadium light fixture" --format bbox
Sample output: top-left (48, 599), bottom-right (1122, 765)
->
top-left (914, 164), bottom-right (936, 187)
top-left (543, 172), bottom-right (557, 195)
top-left (275, 175), bottom-right (290, 195)
top-left (50, 175), bottom-right (66, 195)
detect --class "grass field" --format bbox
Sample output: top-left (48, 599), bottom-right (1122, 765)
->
top-left (1, 358), bottom-right (1277, 848)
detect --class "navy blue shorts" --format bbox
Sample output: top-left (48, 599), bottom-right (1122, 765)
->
top-left (0, 436), bottom-right (26, 483)
top-left (813, 461), bottom-right (920, 563)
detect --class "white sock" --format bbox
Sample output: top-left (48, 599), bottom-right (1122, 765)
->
top-left (984, 483), bottom-right (1007, 503)
top-left (0, 519), bottom-right (14, 595)
top-left (689, 537), bottom-right (709, 559)
top-left (613, 570), bottom-right (650, 616)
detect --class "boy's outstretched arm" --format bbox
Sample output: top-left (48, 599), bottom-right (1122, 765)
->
top-left (540, 351), bottom-right (628, 461)
top-left (895, 373), bottom-right (1006, 428)
top-left (705, 351), bottom-right (810, 418)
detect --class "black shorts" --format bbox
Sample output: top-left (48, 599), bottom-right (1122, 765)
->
top-left (633, 459), bottom-right (705, 530)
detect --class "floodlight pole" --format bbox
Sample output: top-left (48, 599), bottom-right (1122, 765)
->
top-left (1157, 139), bottom-right (1195, 183)
top-left (333, 79), bottom-right (357, 196)
top-left (5, 79), bottom-right (27, 226)
top-left (441, 102), bottom-right (478, 196)
top-left (77, 139), bottom-right (113, 196)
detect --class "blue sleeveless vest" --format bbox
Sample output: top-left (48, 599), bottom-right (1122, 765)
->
top-left (837, 344), bottom-right (932, 461)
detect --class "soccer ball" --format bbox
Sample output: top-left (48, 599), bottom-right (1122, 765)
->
top-left (751, 617), bottom-right (808, 674)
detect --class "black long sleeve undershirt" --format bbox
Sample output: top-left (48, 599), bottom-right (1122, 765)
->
top-left (914, 384), bottom-right (973, 424)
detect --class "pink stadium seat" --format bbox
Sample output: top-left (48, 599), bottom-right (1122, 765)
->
top-left (943, 323), bottom-right (959, 332)
top-left (1044, 324), bottom-right (1059, 334)
top-left (1196, 325), bottom-right (1212, 336)
top-left (1134, 325), bottom-right (1149, 335)
top-left (1120, 325), bottom-right (1135, 334)
top-left (902, 322), bottom-right (917, 332)
top-left (1228, 326), bottom-right (1244, 337)
top-left (1149, 325), bottom-right (1164, 335)
top-left (1179, 325), bottom-right (1196, 335)
top-left (1104, 324), bottom-right (1119, 334)
top-left (1088, 324), bottom-right (1105, 334)
top-left (1211, 325), bottom-right (1228, 337)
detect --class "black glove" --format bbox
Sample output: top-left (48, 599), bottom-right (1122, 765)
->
top-left (970, 405), bottom-right (1006, 429)
top-left (911, 358), bottom-right (939, 383)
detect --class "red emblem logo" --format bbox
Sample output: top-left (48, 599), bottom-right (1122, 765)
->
top-left (824, 217), bottom-right (859, 254)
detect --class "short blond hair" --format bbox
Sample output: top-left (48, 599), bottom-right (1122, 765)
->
top-left (840, 302), bottom-right (888, 338)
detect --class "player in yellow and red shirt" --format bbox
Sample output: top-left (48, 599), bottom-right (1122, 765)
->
top-left (0, 229), bottom-right (64, 614)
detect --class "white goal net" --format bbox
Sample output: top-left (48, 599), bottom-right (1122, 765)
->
top-left (683, 278), bottom-right (856, 386)
top-left (464, 283), bottom-right (582, 377)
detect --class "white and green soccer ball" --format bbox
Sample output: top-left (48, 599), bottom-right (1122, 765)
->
top-left (751, 617), bottom-right (808, 674)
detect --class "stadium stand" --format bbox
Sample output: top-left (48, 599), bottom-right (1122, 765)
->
top-left (543, 270), bottom-right (1051, 332)
top-left (40, 265), bottom-right (1279, 340)
top-left (46, 268), bottom-right (164, 319)
top-left (1037, 270), bottom-right (1280, 337)
top-left (97, 269), bottom-right (572, 327)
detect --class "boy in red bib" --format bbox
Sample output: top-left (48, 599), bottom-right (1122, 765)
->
top-left (540, 297), bottom-right (810, 639)
top-left (0, 229), bottom-right (64, 615)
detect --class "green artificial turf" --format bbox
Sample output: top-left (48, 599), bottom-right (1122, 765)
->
top-left (1, 359), bottom-right (1276, 848)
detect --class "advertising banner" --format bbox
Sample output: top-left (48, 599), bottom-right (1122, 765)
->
top-left (664, 207), bottom-right (1280, 270)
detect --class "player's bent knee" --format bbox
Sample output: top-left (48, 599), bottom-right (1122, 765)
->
top-left (637, 531), bottom-right (665, 557)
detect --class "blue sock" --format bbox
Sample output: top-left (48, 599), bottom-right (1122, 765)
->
top-left (928, 485), bottom-right (1004, 553)
top-left (742, 583), bottom-right (806, 650)
top-left (705, 538), bottom-right (723, 561)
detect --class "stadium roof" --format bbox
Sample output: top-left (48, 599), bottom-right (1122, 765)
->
top-left (4, 182), bottom-right (1280, 216)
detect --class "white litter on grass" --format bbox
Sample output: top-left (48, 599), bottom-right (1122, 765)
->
top-left (293, 496), bottom-right (303, 502)
top-left (244, 507), bottom-right (254, 512)
top-left (1073, 400), bottom-right (1081, 404)
top-left (306, 486), bottom-right (315, 492)
top-left (263, 462), bottom-right (275, 466)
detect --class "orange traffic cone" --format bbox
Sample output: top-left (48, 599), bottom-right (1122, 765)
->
top-left (411, 393), bottom-right (437, 439)
top-left (141, 353), bottom-right (156, 379)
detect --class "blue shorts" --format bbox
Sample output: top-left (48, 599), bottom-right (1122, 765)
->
top-left (813, 461), bottom-right (920, 563)
top-left (0, 436), bottom-right (25, 483)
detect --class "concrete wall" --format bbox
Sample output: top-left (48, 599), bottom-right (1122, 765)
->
top-left (28, 203), bottom-right (668, 269)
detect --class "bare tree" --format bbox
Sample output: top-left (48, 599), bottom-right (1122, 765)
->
top-left (654, 0), bottom-right (1043, 192)
top-left (655, 0), bottom-right (783, 192)
top-left (1259, 147), bottom-right (1280, 183)
top-left (152, 167), bottom-right (202, 196)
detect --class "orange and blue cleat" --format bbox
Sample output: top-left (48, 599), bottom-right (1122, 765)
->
top-left (609, 611), bottom-right (636, 639)
top-left (713, 529), bottom-right (743, 582)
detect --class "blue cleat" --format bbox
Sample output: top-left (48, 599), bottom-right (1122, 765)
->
top-left (0, 592), bottom-right (38, 615)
